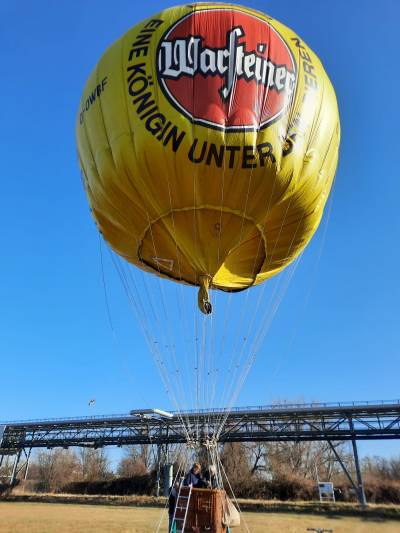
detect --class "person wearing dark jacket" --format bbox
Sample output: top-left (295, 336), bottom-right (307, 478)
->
top-left (168, 482), bottom-right (179, 532)
top-left (183, 462), bottom-right (205, 487)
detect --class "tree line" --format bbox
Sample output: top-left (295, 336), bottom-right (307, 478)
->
top-left (1, 441), bottom-right (399, 503)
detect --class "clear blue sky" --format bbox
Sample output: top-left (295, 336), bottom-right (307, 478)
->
top-left (1, 0), bottom-right (399, 457)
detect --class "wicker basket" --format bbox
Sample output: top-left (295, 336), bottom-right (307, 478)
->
top-left (184, 488), bottom-right (227, 533)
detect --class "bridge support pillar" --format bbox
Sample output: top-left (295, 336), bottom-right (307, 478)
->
top-left (327, 440), bottom-right (366, 506)
top-left (351, 438), bottom-right (367, 506)
top-left (23, 448), bottom-right (32, 480)
top-left (348, 416), bottom-right (367, 506)
top-left (10, 450), bottom-right (21, 485)
top-left (156, 444), bottom-right (162, 497)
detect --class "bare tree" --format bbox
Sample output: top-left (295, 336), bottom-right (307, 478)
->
top-left (220, 443), bottom-right (251, 483)
top-left (263, 440), bottom-right (352, 482)
top-left (78, 448), bottom-right (111, 481)
top-left (34, 449), bottom-right (80, 491)
top-left (117, 445), bottom-right (155, 477)
top-left (362, 455), bottom-right (400, 481)
top-left (0, 456), bottom-right (13, 481)
top-left (244, 443), bottom-right (267, 476)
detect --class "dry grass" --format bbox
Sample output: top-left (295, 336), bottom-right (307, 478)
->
top-left (5, 492), bottom-right (400, 519)
top-left (0, 502), bottom-right (399, 533)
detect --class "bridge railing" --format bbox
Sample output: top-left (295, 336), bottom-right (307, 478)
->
top-left (178, 399), bottom-right (400, 415)
top-left (2, 399), bottom-right (400, 426)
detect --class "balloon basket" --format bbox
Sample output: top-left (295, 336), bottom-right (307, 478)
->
top-left (184, 488), bottom-right (228, 533)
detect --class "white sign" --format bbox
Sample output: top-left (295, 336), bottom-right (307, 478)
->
top-left (318, 482), bottom-right (335, 502)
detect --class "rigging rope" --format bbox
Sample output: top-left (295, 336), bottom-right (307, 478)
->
top-left (100, 48), bottom-right (335, 451)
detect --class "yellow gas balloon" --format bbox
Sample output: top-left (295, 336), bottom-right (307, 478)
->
top-left (77, 3), bottom-right (340, 314)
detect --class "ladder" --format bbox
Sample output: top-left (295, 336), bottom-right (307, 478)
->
top-left (171, 484), bottom-right (192, 533)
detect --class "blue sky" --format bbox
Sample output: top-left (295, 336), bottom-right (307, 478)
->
top-left (1, 1), bottom-right (399, 458)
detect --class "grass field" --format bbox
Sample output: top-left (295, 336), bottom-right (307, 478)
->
top-left (0, 502), bottom-right (399, 533)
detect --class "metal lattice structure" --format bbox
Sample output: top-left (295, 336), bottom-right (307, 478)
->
top-left (1, 400), bottom-right (400, 450)
top-left (1, 400), bottom-right (400, 505)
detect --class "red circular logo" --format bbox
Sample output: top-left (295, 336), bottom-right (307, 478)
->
top-left (157, 8), bottom-right (297, 131)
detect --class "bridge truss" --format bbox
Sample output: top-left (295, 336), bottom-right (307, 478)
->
top-left (1, 400), bottom-right (399, 505)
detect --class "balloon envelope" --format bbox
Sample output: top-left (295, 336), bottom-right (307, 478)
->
top-left (77, 3), bottom-right (340, 306)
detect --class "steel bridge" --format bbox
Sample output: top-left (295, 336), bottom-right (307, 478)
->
top-left (1, 399), bottom-right (400, 505)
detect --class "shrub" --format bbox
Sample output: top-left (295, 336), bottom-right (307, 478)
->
top-left (61, 472), bottom-right (157, 496)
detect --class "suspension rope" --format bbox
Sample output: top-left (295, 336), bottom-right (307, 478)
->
top-left (213, 72), bottom-right (333, 435)
top-left (98, 237), bottom-right (154, 411)
top-left (150, 37), bottom-right (195, 430)
top-left (212, 37), bottom-right (295, 432)
top-left (267, 181), bottom-right (336, 387)
top-left (109, 249), bottom-right (191, 443)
